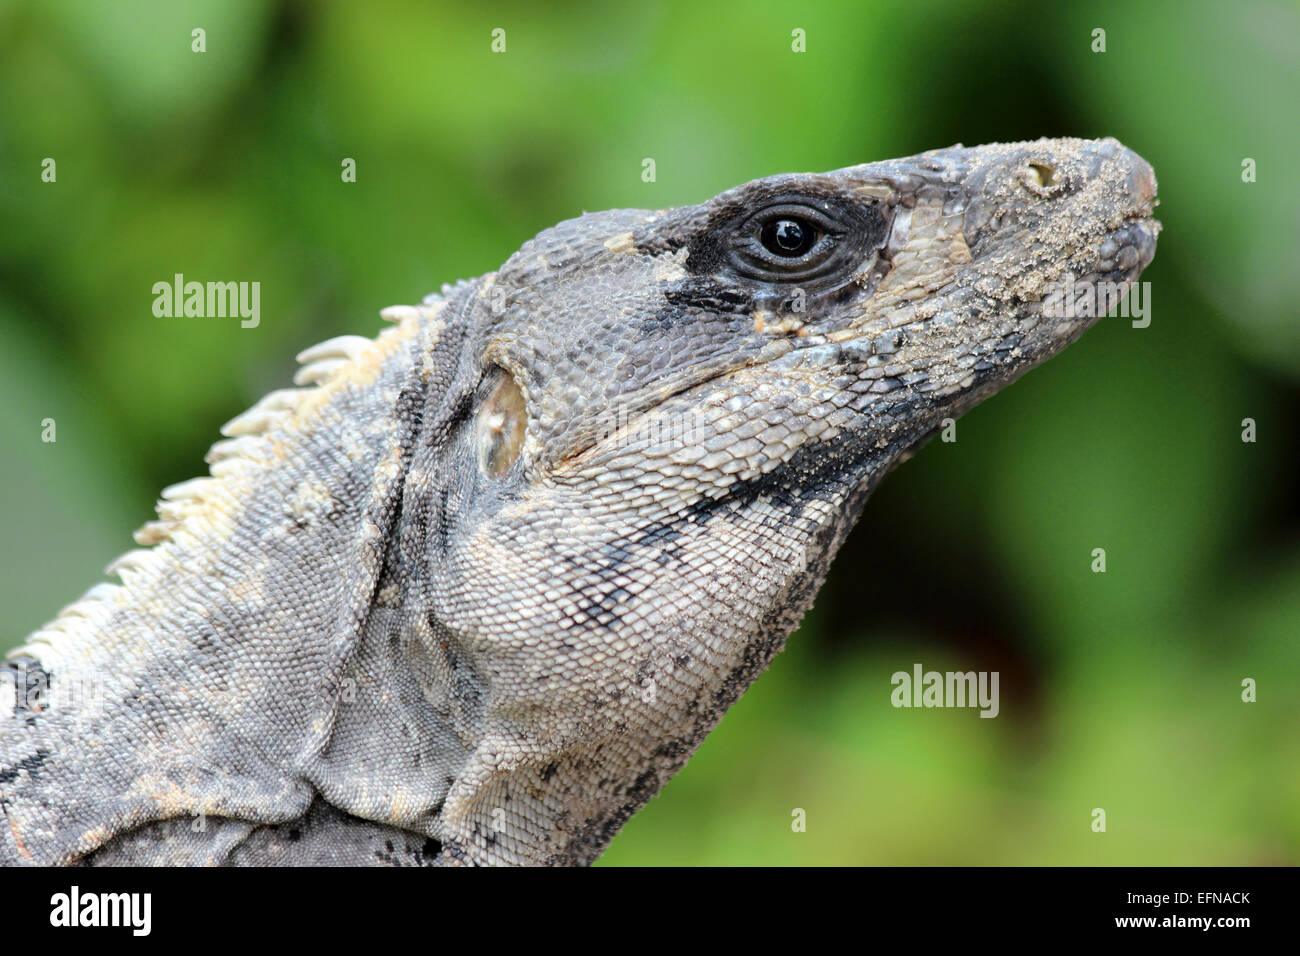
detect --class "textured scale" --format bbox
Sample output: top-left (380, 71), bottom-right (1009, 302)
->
top-left (0, 139), bottom-right (1158, 866)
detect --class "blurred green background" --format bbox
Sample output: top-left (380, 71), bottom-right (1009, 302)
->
top-left (1, 0), bottom-right (1297, 865)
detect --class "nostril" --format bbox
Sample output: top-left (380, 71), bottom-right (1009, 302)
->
top-left (1019, 161), bottom-right (1064, 198)
top-left (1028, 162), bottom-right (1056, 188)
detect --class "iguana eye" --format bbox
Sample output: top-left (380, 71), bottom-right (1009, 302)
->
top-left (760, 217), bottom-right (819, 257)
top-left (723, 201), bottom-right (854, 283)
top-left (477, 370), bottom-right (526, 478)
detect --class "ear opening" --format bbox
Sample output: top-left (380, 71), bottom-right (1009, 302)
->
top-left (476, 366), bottom-right (527, 478)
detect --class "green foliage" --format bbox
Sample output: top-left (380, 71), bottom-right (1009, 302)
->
top-left (0, 0), bottom-right (1295, 864)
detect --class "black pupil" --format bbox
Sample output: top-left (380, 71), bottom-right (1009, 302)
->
top-left (760, 218), bottom-right (817, 257)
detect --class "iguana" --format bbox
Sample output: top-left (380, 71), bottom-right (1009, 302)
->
top-left (0, 138), bottom-right (1158, 866)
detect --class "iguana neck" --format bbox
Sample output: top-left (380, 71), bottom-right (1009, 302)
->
top-left (0, 305), bottom-right (442, 864)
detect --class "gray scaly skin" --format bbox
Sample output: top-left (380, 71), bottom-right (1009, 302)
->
top-left (0, 138), bottom-right (1158, 866)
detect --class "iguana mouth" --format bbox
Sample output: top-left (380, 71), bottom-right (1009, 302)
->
top-left (1108, 216), bottom-right (1161, 279)
top-left (1116, 148), bottom-right (1160, 274)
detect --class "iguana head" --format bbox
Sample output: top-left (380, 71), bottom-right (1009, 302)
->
top-left (407, 137), bottom-right (1158, 862)
top-left (478, 137), bottom-right (1158, 473)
